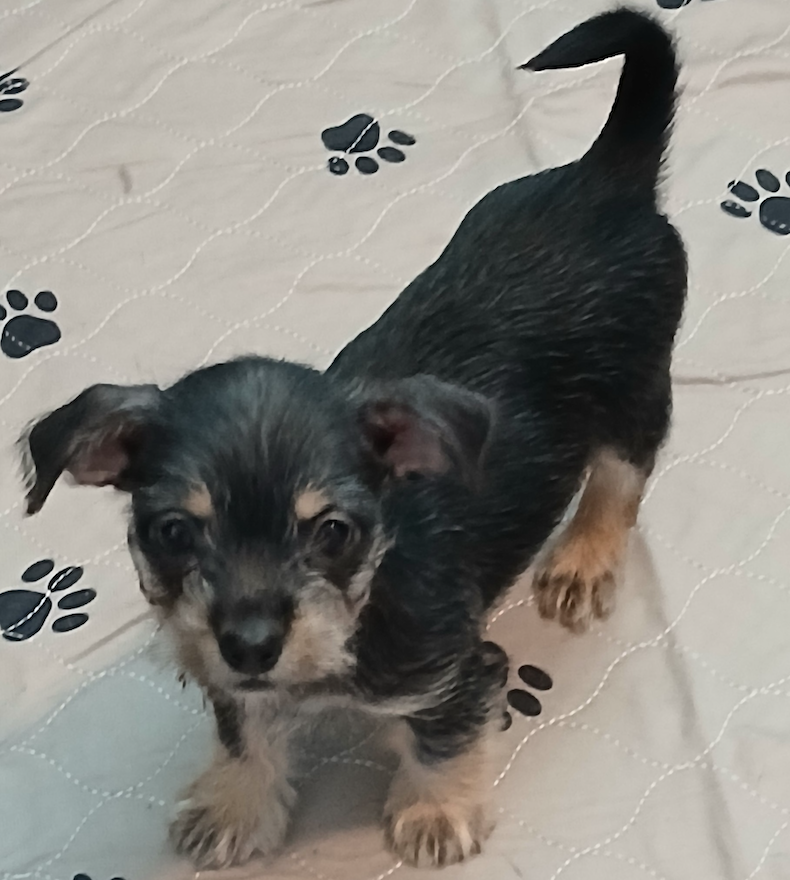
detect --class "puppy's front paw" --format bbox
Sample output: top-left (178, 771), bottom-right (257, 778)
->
top-left (170, 761), bottom-right (294, 869)
top-left (384, 801), bottom-right (491, 867)
top-left (533, 546), bottom-right (616, 633)
top-left (170, 797), bottom-right (258, 869)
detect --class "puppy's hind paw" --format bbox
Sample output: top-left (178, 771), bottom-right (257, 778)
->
top-left (533, 562), bottom-right (615, 634)
top-left (384, 801), bottom-right (491, 867)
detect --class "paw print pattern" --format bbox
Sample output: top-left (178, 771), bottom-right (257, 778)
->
top-left (0, 289), bottom-right (61, 358)
top-left (0, 559), bottom-right (94, 642)
top-left (482, 641), bottom-right (553, 730)
top-left (656, 0), bottom-right (717, 8)
top-left (321, 113), bottom-right (415, 176)
top-left (0, 67), bottom-right (29, 112)
top-left (74, 873), bottom-right (125, 880)
top-left (721, 169), bottom-right (790, 236)
top-left (504, 664), bottom-right (553, 728)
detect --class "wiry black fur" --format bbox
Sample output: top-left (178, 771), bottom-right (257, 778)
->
top-left (212, 691), bottom-right (245, 759)
top-left (19, 8), bottom-right (686, 862)
top-left (330, 8), bottom-right (685, 612)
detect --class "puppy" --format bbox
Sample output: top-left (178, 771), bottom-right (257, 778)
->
top-left (19, 9), bottom-right (685, 870)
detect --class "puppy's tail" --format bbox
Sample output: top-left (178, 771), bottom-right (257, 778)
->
top-left (521, 8), bottom-right (678, 193)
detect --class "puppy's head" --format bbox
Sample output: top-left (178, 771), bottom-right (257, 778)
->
top-left (21, 357), bottom-right (491, 693)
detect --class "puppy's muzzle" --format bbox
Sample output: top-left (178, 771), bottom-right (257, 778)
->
top-left (217, 615), bottom-right (287, 677)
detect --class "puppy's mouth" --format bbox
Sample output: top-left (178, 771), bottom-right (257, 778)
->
top-left (236, 677), bottom-right (274, 692)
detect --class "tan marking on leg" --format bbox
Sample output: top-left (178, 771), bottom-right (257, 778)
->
top-left (294, 485), bottom-right (330, 521)
top-left (383, 724), bottom-right (494, 867)
top-left (183, 483), bottom-right (213, 519)
top-left (170, 708), bottom-right (296, 869)
top-left (534, 449), bottom-right (647, 633)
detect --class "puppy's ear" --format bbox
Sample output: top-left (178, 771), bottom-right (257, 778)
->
top-left (20, 383), bottom-right (161, 515)
top-left (355, 376), bottom-right (494, 484)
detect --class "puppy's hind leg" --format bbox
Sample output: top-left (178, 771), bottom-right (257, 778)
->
top-left (533, 448), bottom-right (647, 633)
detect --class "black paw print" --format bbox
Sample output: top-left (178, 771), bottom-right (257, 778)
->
top-left (656, 0), bottom-right (718, 8)
top-left (0, 289), bottom-right (61, 358)
top-left (73, 874), bottom-right (125, 880)
top-left (0, 67), bottom-right (29, 112)
top-left (482, 641), bottom-right (553, 730)
top-left (0, 559), bottom-right (94, 642)
top-left (321, 113), bottom-right (415, 176)
top-left (721, 169), bottom-right (790, 236)
top-left (503, 664), bottom-right (553, 729)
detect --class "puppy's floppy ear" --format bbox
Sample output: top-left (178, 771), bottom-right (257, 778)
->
top-left (20, 383), bottom-right (161, 515)
top-left (355, 375), bottom-right (494, 484)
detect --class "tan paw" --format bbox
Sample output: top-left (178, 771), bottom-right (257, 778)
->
top-left (170, 797), bottom-right (259, 869)
top-left (170, 764), bottom-right (294, 869)
top-left (533, 557), bottom-right (616, 633)
top-left (384, 801), bottom-right (491, 867)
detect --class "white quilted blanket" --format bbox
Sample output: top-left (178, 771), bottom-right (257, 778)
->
top-left (2, 1), bottom-right (789, 878)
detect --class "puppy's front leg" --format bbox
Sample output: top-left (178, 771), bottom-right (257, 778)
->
top-left (384, 707), bottom-right (493, 867)
top-left (170, 694), bottom-right (296, 869)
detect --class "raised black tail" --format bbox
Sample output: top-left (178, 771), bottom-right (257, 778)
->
top-left (522, 8), bottom-right (678, 191)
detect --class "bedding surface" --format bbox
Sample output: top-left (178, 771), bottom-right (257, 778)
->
top-left (1, 1), bottom-right (789, 878)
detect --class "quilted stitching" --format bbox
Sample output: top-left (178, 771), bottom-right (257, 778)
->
top-left (1, 0), bottom-right (789, 878)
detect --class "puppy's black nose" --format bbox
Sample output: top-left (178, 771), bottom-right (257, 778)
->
top-left (218, 617), bottom-right (285, 675)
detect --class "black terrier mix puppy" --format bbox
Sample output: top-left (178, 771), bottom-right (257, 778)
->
top-left (20, 9), bottom-right (685, 870)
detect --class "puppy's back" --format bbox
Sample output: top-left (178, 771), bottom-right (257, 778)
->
top-left (329, 10), bottom-right (685, 396)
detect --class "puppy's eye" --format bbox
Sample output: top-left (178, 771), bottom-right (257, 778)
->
top-left (151, 514), bottom-right (195, 556)
top-left (315, 518), bottom-right (351, 557)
